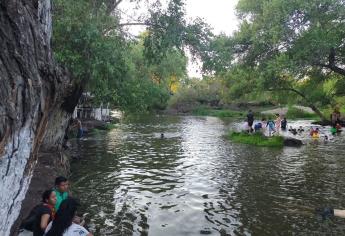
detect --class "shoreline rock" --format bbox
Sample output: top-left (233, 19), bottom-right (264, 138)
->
top-left (283, 137), bottom-right (303, 147)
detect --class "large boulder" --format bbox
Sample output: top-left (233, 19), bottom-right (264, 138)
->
top-left (283, 137), bottom-right (303, 147)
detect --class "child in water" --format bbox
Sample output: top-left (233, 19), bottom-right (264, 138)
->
top-left (336, 123), bottom-right (342, 132)
top-left (297, 126), bottom-right (304, 133)
top-left (310, 127), bottom-right (320, 138)
top-left (288, 126), bottom-right (297, 135)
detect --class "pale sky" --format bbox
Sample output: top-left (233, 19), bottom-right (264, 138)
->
top-left (120, 0), bottom-right (240, 77)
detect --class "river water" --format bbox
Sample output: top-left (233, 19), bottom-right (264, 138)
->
top-left (70, 115), bottom-right (345, 236)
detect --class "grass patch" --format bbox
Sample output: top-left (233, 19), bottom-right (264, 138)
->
top-left (286, 107), bottom-right (319, 119)
top-left (89, 123), bottom-right (117, 135)
top-left (104, 123), bottom-right (117, 130)
top-left (192, 107), bottom-right (243, 118)
top-left (228, 132), bottom-right (284, 148)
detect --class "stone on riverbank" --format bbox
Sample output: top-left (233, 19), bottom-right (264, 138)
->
top-left (283, 137), bottom-right (303, 147)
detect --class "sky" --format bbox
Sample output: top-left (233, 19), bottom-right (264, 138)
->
top-left (120, 0), bottom-right (240, 77)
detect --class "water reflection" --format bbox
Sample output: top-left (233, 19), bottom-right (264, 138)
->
top-left (71, 116), bottom-right (345, 235)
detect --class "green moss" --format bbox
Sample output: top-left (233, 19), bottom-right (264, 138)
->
top-left (228, 132), bottom-right (284, 148)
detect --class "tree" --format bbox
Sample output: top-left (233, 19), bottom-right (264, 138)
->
top-left (204, 0), bottom-right (345, 121)
top-left (0, 0), bottom-right (77, 233)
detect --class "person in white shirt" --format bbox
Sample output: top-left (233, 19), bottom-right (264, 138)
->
top-left (44, 198), bottom-right (93, 236)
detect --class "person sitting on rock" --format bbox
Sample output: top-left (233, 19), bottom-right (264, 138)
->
top-left (20, 189), bottom-right (56, 236)
top-left (45, 198), bottom-right (93, 236)
top-left (53, 176), bottom-right (69, 212)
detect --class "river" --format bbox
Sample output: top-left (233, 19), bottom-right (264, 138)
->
top-left (70, 115), bottom-right (345, 236)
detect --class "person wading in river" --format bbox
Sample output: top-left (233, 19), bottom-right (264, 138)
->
top-left (247, 110), bottom-right (254, 132)
top-left (316, 207), bottom-right (345, 220)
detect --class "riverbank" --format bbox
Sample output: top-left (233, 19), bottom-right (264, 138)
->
top-left (12, 119), bottom-right (113, 236)
top-left (165, 104), bottom-right (321, 120)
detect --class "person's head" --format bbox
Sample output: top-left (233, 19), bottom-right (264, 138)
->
top-left (275, 113), bottom-right (280, 117)
top-left (55, 176), bottom-right (69, 193)
top-left (45, 198), bottom-right (80, 236)
top-left (42, 189), bottom-right (57, 206)
top-left (316, 128), bottom-right (319, 131)
top-left (261, 118), bottom-right (266, 121)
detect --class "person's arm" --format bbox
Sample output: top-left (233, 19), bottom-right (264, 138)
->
top-left (334, 209), bottom-right (345, 218)
top-left (87, 233), bottom-right (93, 236)
top-left (40, 213), bottom-right (50, 230)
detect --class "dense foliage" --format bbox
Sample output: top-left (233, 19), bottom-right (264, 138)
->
top-left (199, 0), bottom-right (345, 120)
top-left (53, 0), bottom-right (207, 113)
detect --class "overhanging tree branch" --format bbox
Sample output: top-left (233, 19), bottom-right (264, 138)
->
top-left (118, 22), bottom-right (152, 27)
top-left (318, 47), bottom-right (345, 76)
top-left (267, 87), bottom-right (328, 121)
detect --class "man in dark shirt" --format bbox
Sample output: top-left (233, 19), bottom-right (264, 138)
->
top-left (247, 110), bottom-right (254, 131)
top-left (20, 190), bottom-right (56, 236)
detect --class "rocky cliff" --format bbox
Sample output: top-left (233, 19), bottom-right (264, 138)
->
top-left (0, 0), bottom-right (79, 234)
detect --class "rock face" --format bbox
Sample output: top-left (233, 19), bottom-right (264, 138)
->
top-left (283, 137), bottom-right (303, 147)
top-left (0, 0), bottom-right (79, 234)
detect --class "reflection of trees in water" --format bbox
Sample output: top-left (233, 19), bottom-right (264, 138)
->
top-left (72, 116), bottom-right (345, 235)
top-left (71, 118), bottom-right (185, 235)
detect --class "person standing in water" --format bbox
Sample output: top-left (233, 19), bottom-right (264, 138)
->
top-left (281, 117), bottom-right (287, 131)
top-left (75, 119), bottom-right (83, 139)
top-left (247, 110), bottom-right (254, 132)
top-left (266, 119), bottom-right (276, 136)
top-left (275, 114), bottom-right (282, 134)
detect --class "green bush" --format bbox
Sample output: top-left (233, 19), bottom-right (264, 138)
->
top-left (286, 107), bottom-right (318, 119)
top-left (228, 132), bottom-right (284, 148)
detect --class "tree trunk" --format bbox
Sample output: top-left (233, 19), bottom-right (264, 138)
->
top-left (0, 0), bottom-right (80, 234)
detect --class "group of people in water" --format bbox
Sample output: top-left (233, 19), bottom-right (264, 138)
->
top-left (245, 109), bottom-right (343, 139)
top-left (245, 110), bottom-right (290, 136)
top-left (20, 177), bottom-right (92, 236)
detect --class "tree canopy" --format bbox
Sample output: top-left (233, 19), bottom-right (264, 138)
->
top-left (53, 0), bottom-right (210, 112)
top-left (200, 0), bottom-right (345, 120)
